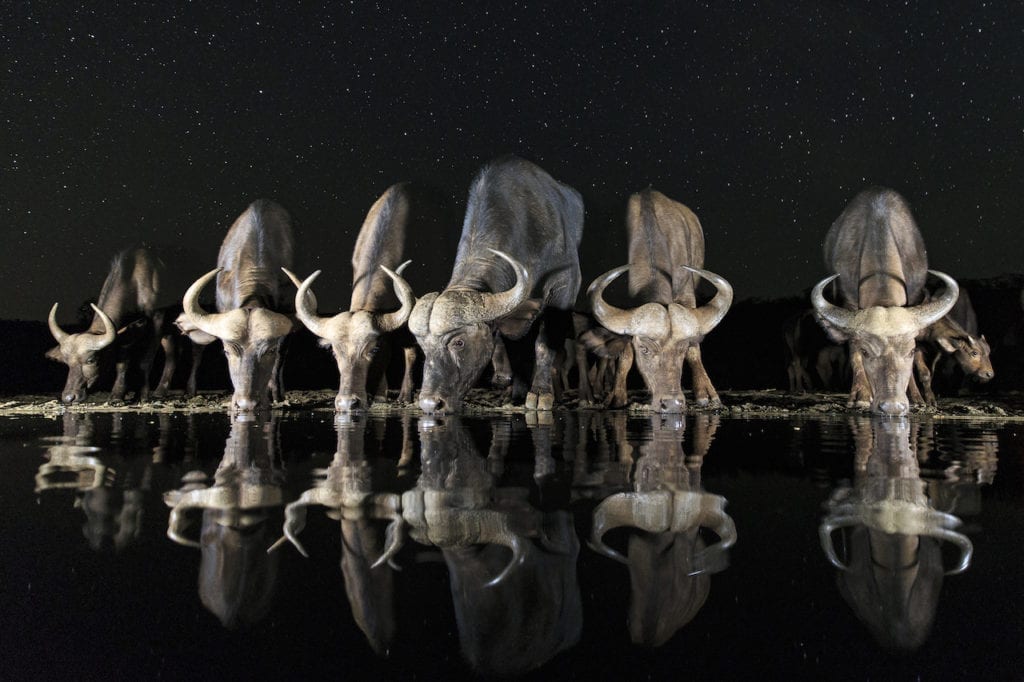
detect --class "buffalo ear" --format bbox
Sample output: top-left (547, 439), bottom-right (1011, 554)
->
top-left (44, 346), bottom-right (62, 362)
top-left (936, 336), bottom-right (958, 354)
top-left (494, 299), bottom-right (543, 339)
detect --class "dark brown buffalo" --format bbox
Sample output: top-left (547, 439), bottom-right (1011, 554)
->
top-left (285, 184), bottom-right (415, 412)
top-left (813, 188), bottom-right (959, 415)
top-left (47, 247), bottom-right (175, 403)
top-left (819, 417), bottom-right (973, 651)
top-left (180, 200), bottom-right (295, 412)
top-left (587, 190), bottom-right (732, 412)
top-left (409, 156), bottom-right (583, 414)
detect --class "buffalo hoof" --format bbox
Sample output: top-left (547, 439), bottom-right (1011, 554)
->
top-left (525, 392), bottom-right (554, 410)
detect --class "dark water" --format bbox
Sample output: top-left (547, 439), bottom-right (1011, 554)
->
top-left (2, 409), bottom-right (1022, 680)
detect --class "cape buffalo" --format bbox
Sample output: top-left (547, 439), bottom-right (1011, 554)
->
top-left (180, 200), bottom-right (295, 412)
top-left (587, 190), bottom-right (733, 412)
top-left (47, 247), bottom-right (175, 403)
top-left (285, 184), bottom-right (416, 412)
top-left (813, 188), bottom-right (959, 415)
top-left (409, 155), bottom-right (583, 414)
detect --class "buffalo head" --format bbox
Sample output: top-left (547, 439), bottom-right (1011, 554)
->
top-left (812, 270), bottom-right (958, 415)
top-left (587, 264), bottom-right (732, 413)
top-left (181, 268), bottom-right (294, 411)
top-left (409, 249), bottom-right (530, 414)
top-left (938, 332), bottom-right (993, 383)
top-left (45, 303), bottom-right (117, 404)
top-left (283, 263), bottom-right (414, 412)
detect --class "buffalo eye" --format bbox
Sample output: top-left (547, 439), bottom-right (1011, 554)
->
top-left (638, 344), bottom-right (649, 355)
top-left (450, 337), bottom-right (465, 351)
top-left (368, 345), bottom-right (380, 356)
top-left (971, 350), bottom-right (979, 358)
top-left (85, 356), bottom-right (98, 365)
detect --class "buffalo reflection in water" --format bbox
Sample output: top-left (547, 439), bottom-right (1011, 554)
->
top-left (588, 414), bottom-right (736, 646)
top-left (163, 414), bottom-right (285, 629)
top-left (412, 416), bottom-right (582, 677)
top-left (276, 414), bottom-right (402, 655)
top-left (819, 417), bottom-right (975, 651)
top-left (35, 412), bottom-right (154, 552)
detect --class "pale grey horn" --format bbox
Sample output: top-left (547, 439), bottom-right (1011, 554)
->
top-left (911, 270), bottom-right (960, 328)
top-left (811, 274), bottom-right (857, 331)
top-left (287, 269), bottom-right (338, 341)
top-left (182, 268), bottom-right (231, 339)
top-left (84, 304), bottom-right (117, 352)
top-left (48, 303), bottom-right (70, 344)
top-left (587, 265), bottom-right (669, 338)
top-left (818, 514), bottom-right (860, 571)
top-left (681, 266), bottom-right (734, 335)
top-left (451, 249), bottom-right (531, 327)
top-left (374, 261), bottom-right (415, 332)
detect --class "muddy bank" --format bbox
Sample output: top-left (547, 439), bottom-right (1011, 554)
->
top-left (2, 388), bottom-right (1022, 420)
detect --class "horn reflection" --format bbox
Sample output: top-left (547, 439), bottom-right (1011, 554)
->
top-left (163, 414), bottom-right (285, 629)
top-left (819, 416), bottom-right (976, 651)
top-left (588, 413), bottom-right (736, 646)
top-left (35, 412), bottom-right (155, 552)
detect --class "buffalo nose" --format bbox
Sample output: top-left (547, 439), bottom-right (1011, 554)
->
top-left (234, 396), bottom-right (257, 411)
top-left (658, 397), bottom-right (684, 413)
top-left (419, 396), bottom-right (446, 414)
top-left (335, 395), bottom-right (362, 412)
top-left (877, 399), bottom-right (908, 416)
top-left (979, 370), bottom-right (994, 381)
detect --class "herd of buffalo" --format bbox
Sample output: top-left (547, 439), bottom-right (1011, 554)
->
top-left (45, 155), bottom-right (999, 416)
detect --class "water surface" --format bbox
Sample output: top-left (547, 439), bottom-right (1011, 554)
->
top-left (2, 409), bottom-right (1022, 679)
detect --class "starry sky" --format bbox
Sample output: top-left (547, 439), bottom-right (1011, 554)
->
top-left (5, 2), bottom-right (1022, 322)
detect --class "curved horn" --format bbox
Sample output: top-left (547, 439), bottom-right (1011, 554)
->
top-left (482, 530), bottom-right (529, 588)
top-left (910, 270), bottom-right (960, 328)
top-left (811, 274), bottom-right (857, 331)
top-left (369, 513), bottom-right (407, 570)
top-left (48, 303), bottom-right (70, 344)
top-left (282, 267), bottom-right (319, 313)
top-left (450, 249), bottom-right (530, 327)
top-left (182, 268), bottom-right (230, 339)
top-left (681, 266), bottom-right (734, 335)
top-left (166, 506), bottom-right (202, 548)
top-left (818, 515), bottom-right (861, 571)
top-left (287, 269), bottom-right (339, 340)
top-left (690, 497), bottom-right (737, 576)
top-left (84, 304), bottom-right (117, 351)
top-left (276, 499), bottom-right (312, 557)
top-left (926, 525), bottom-right (974, 575)
top-left (374, 261), bottom-right (415, 332)
top-left (587, 265), bottom-right (669, 338)
top-left (587, 493), bottom-right (650, 564)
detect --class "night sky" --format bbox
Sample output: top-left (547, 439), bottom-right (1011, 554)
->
top-left (5, 2), bottom-right (1022, 322)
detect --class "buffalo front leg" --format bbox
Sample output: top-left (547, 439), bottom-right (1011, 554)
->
top-left (526, 323), bottom-right (557, 410)
top-left (911, 347), bottom-right (936, 406)
top-left (686, 344), bottom-right (721, 408)
top-left (186, 342), bottom-right (207, 397)
top-left (574, 341), bottom-right (595, 404)
top-left (153, 334), bottom-right (176, 399)
top-left (398, 346), bottom-right (418, 404)
top-left (847, 346), bottom-right (872, 409)
top-left (604, 344), bottom-right (632, 409)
